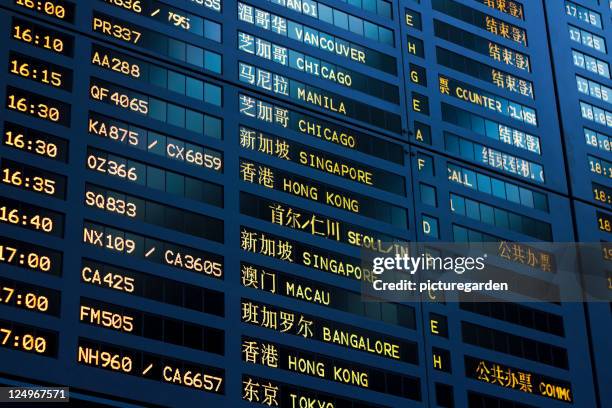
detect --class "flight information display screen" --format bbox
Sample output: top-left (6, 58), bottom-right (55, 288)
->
top-left (0, 0), bottom-right (609, 407)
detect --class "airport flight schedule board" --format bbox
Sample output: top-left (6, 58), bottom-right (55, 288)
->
top-left (0, 0), bottom-right (610, 407)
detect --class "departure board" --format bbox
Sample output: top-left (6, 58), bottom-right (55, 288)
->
top-left (404, 0), bottom-right (608, 407)
top-left (542, 2), bottom-right (612, 399)
top-left (0, 0), bottom-right (610, 407)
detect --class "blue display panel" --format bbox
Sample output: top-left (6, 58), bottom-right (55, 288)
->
top-left (545, 1), bottom-right (612, 209)
top-left (399, 0), bottom-right (605, 407)
top-left (401, 0), bottom-right (570, 194)
top-left (544, 3), bottom-right (612, 404)
top-left (409, 147), bottom-right (597, 406)
top-left (573, 201), bottom-right (612, 408)
top-left (0, 0), bottom-right (609, 407)
top-left (0, 2), bottom-right (419, 405)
